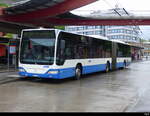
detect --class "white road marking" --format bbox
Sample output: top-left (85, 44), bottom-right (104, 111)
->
top-left (7, 75), bottom-right (20, 78)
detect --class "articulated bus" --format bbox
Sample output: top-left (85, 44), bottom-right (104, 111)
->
top-left (18, 28), bottom-right (131, 79)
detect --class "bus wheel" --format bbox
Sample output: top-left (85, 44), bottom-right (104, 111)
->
top-left (106, 63), bottom-right (110, 73)
top-left (75, 66), bottom-right (82, 80)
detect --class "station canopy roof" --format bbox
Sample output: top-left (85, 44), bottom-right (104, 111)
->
top-left (1, 0), bottom-right (150, 34)
top-left (0, 0), bottom-right (97, 33)
top-left (2, 0), bottom-right (97, 25)
top-left (5, 0), bottom-right (66, 15)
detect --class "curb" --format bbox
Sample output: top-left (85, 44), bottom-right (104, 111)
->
top-left (0, 70), bottom-right (18, 73)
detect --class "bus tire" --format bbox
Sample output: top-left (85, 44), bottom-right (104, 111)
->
top-left (74, 65), bottom-right (82, 80)
top-left (105, 62), bottom-right (110, 73)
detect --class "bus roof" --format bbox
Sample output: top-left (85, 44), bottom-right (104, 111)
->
top-left (22, 28), bottom-right (130, 46)
top-left (22, 28), bottom-right (55, 31)
top-left (22, 28), bottom-right (110, 40)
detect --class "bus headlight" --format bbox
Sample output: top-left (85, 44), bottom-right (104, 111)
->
top-left (19, 68), bottom-right (26, 72)
top-left (48, 71), bottom-right (59, 74)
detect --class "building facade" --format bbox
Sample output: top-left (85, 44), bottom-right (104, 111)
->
top-left (106, 26), bottom-right (141, 43)
top-left (65, 25), bottom-right (141, 43)
top-left (65, 26), bottom-right (106, 36)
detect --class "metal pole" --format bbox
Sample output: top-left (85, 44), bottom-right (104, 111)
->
top-left (15, 55), bottom-right (17, 71)
top-left (7, 42), bottom-right (10, 72)
top-left (112, 42), bottom-right (117, 70)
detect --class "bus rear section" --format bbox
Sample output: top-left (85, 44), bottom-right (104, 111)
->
top-left (116, 43), bottom-right (131, 68)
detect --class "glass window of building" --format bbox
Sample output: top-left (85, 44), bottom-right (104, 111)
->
top-left (78, 32), bottom-right (84, 35)
top-left (95, 26), bottom-right (99, 29)
top-left (108, 30), bottom-right (111, 34)
top-left (95, 26), bottom-right (103, 29)
top-left (77, 27), bottom-right (84, 31)
top-left (87, 26), bottom-right (93, 29)
top-left (95, 31), bottom-right (102, 35)
top-left (86, 31), bottom-right (94, 35)
top-left (112, 30), bottom-right (115, 33)
top-left (127, 36), bottom-right (129, 39)
top-left (119, 35), bottom-right (122, 39)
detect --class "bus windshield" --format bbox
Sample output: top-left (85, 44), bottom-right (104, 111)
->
top-left (20, 30), bottom-right (56, 65)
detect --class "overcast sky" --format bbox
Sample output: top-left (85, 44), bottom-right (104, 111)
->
top-left (75, 0), bottom-right (150, 11)
top-left (72, 0), bottom-right (150, 40)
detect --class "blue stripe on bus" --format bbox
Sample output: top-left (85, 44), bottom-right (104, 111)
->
top-left (116, 62), bottom-right (124, 68)
top-left (18, 64), bottom-right (106, 79)
top-left (18, 62), bottom-right (131, 79)
top-left (116, 62), bottom-right (131, 68)
top-left (58, 68), bottom-right (75, 79)
top-left (82, 64), bottom-right (106, 74)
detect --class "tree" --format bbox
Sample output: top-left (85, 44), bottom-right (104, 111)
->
top-left (0, 3), bottom-right (9, 7)
top-left (54, 26), bottom-right (65, 30)
top-left (4, 33), bottom-right (13, 38)
top-left (140, 38), bottom-right (148, 43)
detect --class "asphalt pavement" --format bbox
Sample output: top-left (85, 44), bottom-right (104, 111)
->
top-left (0, 60), bottom-right (150, 112)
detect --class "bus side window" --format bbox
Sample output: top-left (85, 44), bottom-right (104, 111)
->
top-left (61, 40), bottom-right (65, 53)
top-left (64, 43), bottom-right (74, 59)
top-left (60, 40), bottom-right (66, 60)
top-left (57, 40), bottom-right (66, 65)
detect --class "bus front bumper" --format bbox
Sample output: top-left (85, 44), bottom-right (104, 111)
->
top-left (19, 71), bottom-right (60, 79)
top-left (18, 67), bottom-right (75, 79)
top-left (18, 67), bottom-right (61, 79)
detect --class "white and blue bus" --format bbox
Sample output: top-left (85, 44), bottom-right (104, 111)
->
top-left (18, 28), bottom-right (131, 79)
